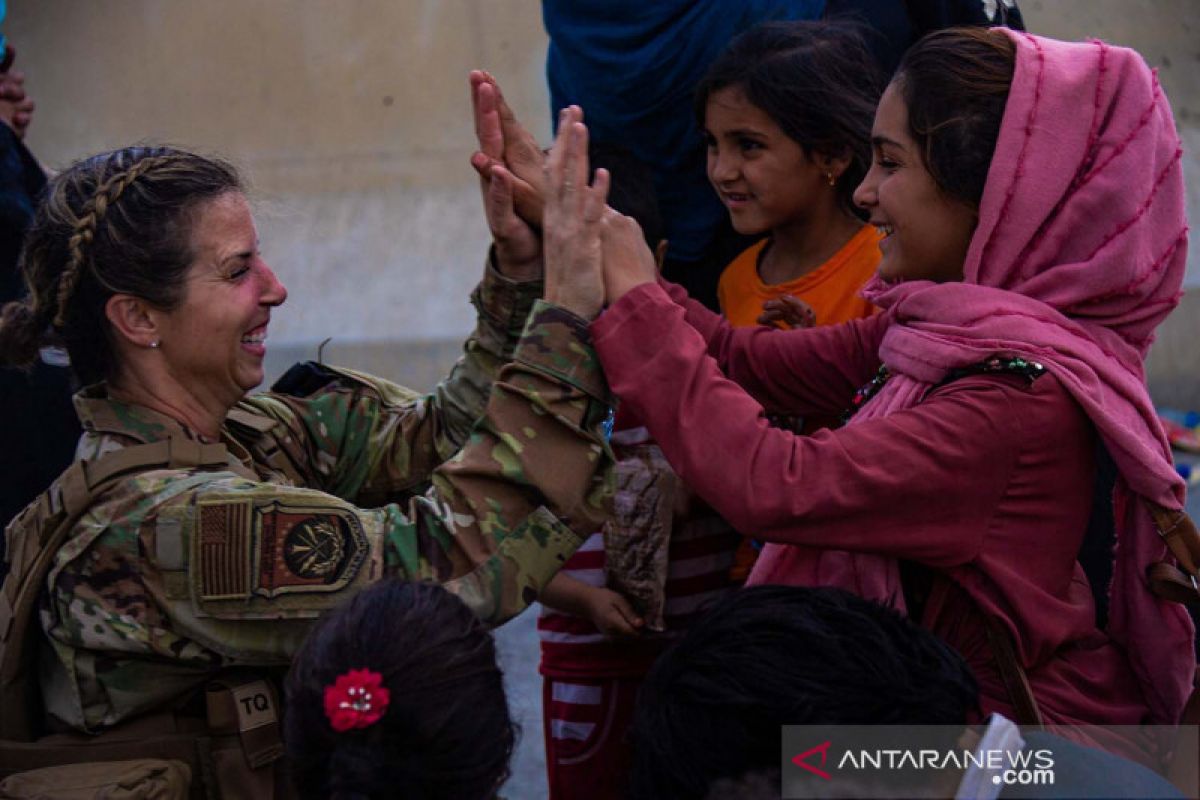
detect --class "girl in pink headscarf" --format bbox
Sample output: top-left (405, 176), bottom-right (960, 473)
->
top-left (587, 27), bottom-right (1194, 762)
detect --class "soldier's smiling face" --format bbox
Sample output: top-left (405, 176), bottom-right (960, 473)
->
top-left (153, 191), bottom-right (288, 406)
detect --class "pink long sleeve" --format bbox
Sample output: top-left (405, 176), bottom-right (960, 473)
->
top-left (655, 278), bottom-right (884, 416)
top-left (592, 283), bottom-right (1161, 751)
top-left (592, 282), bottom-right (1085, 572)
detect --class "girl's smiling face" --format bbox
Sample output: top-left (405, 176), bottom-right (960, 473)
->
top-left (703, 86), bottom-right (833, 237)
top-left (853, 81), bottom-right (977, 284)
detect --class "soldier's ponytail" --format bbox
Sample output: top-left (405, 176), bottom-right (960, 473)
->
top-left (0, 292), bottom-right (53, 369)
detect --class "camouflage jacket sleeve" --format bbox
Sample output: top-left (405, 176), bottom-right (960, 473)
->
top-left (39, 302), bottom-right (611, 731)
top-left (240, 257), bottom-right (542, 503)
top-left (432, 253), bottom-right (543, 451)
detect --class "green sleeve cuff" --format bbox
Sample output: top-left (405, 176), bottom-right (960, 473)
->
top-left (470, 248), bottom-right (544, 355)
top-left (512, 300), bottom-right (612, 403)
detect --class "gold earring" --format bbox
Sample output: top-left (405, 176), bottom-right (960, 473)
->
top-left (150, 340), bottom-right (161, 349)
top-left (826, 172), bottom-right (836, 187)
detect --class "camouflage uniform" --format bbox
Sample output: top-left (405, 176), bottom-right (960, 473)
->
top-left (18, 265), bottom-right (613, 733)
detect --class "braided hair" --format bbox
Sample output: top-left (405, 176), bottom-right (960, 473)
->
top-left (0, 146), bottom-right (242, 385)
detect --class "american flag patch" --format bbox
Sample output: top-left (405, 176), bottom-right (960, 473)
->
top-left (197, 500), bottom-right (253, 600)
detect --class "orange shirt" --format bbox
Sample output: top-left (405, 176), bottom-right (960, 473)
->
top-left (717, 224), bottom-right (882, 328)
top-left (718, 224), bottom-right (881, 582)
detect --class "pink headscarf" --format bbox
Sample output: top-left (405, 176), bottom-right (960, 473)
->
top-left (765, 30), bottom-right (1192, 723)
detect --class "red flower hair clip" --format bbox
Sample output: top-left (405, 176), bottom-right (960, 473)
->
top-left (323, 668), bottom-right (391, 732)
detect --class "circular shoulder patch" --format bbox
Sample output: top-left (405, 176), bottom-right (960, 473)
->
top-left (283, 518), bottom-right (347, 580)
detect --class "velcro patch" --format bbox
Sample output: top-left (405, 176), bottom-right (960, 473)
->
top-left (257, 503), bottom-right (366, 596)
top-left (197, 501), bottom-right (254, 600)
top-left (193, 496), bottom-right (370, 619)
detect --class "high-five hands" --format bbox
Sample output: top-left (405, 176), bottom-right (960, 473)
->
top-left (470, 73), bottom-right (541, 280)
top-left (469, 73), bottom-right (658, 311)
top-left (599, 209), bottom-right (657, 306)
top-left (480, 163), bottom-right (542, 282)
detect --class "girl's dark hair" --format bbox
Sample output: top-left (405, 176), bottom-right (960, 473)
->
top-left (893, 27), bottom-right (1017, 208)
top-left (694, 20), bottom-right (883, 218)
top-left (284, 580), bottom-right (515, 800)
top-left (0, 146), bottom-right (242, 385)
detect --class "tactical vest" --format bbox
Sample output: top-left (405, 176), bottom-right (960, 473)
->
top-left (0, 435), bottom-right (300, 800)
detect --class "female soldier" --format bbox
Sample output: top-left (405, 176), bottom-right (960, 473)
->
top-left (0, 139), bottom-right (612, 796)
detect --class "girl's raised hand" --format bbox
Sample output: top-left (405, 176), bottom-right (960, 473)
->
top-left (542, 106), bottom-right (609, 320)
top-left (600, 210), bottom-right (657, 306)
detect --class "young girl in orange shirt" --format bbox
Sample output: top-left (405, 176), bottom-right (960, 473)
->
top-left (700, 21), bottom-right (884, 333)
top-left (699, 21), bottom-right (885, 579)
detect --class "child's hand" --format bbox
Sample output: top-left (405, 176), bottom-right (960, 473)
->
top-left (584, 587), bottom-right (644, 638)
top-left (758, 294), bottom-right (816, 329)
top-left (0, 47), bottom-right (34, 140)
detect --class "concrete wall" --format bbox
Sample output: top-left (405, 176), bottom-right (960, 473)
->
top-left (9, 2), bottom-right (1198, 388)
top-left (7, 0), bottom-right (555, 389)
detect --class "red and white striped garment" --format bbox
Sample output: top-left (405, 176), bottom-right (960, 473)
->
top-left (537, 430), bottom-right (742, 679)
top-left (540, 675), bottom-right (640, 800)
top-left (537, 427), bottom-right (743, 799)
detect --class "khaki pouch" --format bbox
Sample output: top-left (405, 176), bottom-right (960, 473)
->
top-left (0, 758), bottom-right (190, 800)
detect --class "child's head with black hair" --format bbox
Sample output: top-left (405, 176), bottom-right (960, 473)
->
top-left (627, 585), bottom-right (980, 800)
top-left (695, 20), bottom-right (882, 230)
top-left (284, 580), bottom-right (514, 800)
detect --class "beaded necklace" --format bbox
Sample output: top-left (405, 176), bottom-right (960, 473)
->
top-left (840, 356), bottom-right (1047, 425)
top-left (841, 365), bottom-right (891, 424)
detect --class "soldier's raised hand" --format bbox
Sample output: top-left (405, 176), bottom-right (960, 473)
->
top-left (469, 71), bottom-right (545, 230)
top-left (481, 164), bottom-right (541, 281)
top-left (542, 106), bottom-right (608, 320)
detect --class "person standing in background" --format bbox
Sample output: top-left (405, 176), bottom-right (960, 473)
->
top-left (541, 0), bottom-right (1022, 309)
top-left (0, 30), bottom-right (80, 534)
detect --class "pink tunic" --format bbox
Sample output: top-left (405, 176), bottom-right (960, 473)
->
top-left (592, 281), bottom-right (1154, 755)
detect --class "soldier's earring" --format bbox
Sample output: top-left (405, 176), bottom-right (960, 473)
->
top-left (826, 171), bottom-right (836, 187)
top-left (149, 339), bottom-right (160, 349)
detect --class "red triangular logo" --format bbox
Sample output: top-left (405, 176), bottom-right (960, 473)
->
top-left (791, 740), bottom-right (832, 780)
